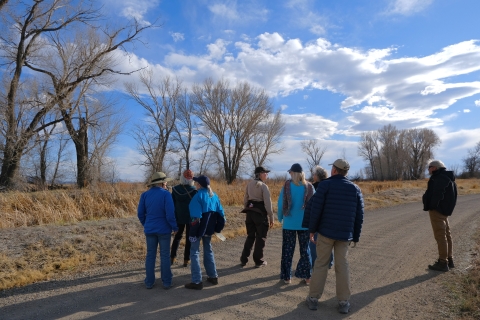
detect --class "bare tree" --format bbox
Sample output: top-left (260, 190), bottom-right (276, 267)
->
top-left (358, 131), bottom-right (379, 180)
top-left (171, 88), bottom-right (194, 171)
top-left (0, 0), bottom-right (149, 188)
top-left (404, 128), bottom-right (440, 179)
top-left (191, 78), bottom-right (273, 184)
top-left (462, 141), bottom-right (480, 177)
top-left (0, 0), bottom-right (9, 12)
top-left (126, 72), bottom-right (181, 178)
top-left (301, 139), bottom-right (327, 174)
top-left (247, 109), bottom-right (285, 168)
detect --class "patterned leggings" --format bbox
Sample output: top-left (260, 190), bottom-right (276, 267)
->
top-left (280, 229), bottom-right (312, 280)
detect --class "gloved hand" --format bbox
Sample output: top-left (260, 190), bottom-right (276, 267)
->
top-left (189, 236), bottom-right (198, 243)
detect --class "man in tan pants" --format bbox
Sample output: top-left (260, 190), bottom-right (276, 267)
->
top-left (305, 159), bottom-right (364, 314)
top-left (422, 160), bottom-right (457, 272)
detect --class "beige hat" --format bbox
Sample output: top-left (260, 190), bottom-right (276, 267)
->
top-left (329, 159), bottom-right (350, 171)
top-left (147, 172), bottom-right (173, 186)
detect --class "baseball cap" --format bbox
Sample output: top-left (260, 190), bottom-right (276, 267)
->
top-left (329, 159), bottom-right (350, 171)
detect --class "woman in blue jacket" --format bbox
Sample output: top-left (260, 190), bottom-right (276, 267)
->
top-left (184, 175), bottom-right (226, 290)
top-left (277, 163), bottom-right (314, 284)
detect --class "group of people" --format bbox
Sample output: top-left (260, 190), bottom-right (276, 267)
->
top-left (137, 157), bottom-right (457, 315)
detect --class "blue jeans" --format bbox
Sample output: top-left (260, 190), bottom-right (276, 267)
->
top-left (145, 233), bottom-right (172, 288)
top-left (309, 233), bottom-right (333, 269)
top-left (190, 235), bottom-right (217, 283)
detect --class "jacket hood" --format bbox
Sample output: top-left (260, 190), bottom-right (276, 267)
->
top-left (433, 168), bottom-right (455, 181)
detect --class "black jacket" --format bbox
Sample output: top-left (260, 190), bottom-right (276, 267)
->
top-left (422, 168), bottom-right (457, 216)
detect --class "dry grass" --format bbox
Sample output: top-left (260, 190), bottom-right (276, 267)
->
top-left (0, 178), bottom-right (479, 292)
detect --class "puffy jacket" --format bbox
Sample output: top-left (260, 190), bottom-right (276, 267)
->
top-left (422, 168), bottom-right (457, 216)
top-left (137, 186), bottom-right (178, 234)
top-left (307, 175), bottom-right (364, 242)
top-left (172, 184), bottom-right (197, 224)
top-left (188, 188), bottom-right (226, 239)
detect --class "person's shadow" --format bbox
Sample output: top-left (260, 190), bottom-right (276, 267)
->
top-left (270, 272), bottom-right (439, 319)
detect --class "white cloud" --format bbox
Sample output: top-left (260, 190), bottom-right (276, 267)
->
top-left (475, 100), bottom-right (480, 107)
top-left (387, 0), bottom-right (434, 15)
top-left (103, 0), bottom-right (160, 25)
top-left (170, 32), bottom-right (185, 42)
top-left (282, 114), bottom-right (338, 139)
top-left (463, 109), bottom-right (471, 113)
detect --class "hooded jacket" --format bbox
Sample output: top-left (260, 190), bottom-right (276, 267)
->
top-left (422, 168), bottom-right (457, 216)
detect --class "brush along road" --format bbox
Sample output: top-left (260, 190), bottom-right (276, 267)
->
top-left (1, 194), bottom-right (479, 319)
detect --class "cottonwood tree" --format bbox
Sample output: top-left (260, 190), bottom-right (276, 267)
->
top-left (301, 139), bottom-right (327, 174)
top-left (0, 0), bottom-right (149, 188)
top-left (358, 131), bottom-right (380, 180)
top-left (171, 88), bottom-right (195, 172)
top-left (126, 72), bottom-right (181, 178)
top-left (247, 109), bottom-right (285, 169)
top-left (191, 78), bottom-right (274, 184)
top-left (404, 128), bottom-right (440, 179)
top-left (462, 141), bottom-right (480, 177)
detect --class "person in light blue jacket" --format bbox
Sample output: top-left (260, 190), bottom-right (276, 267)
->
top-left (184, 175), bottom-right (226, 290)
top-left (277, 163), bottom-right (314, 285)
top-left (137, 172), bottom-right (178, 290)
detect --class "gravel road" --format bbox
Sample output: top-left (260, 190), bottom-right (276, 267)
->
top-left (1, 194), bottom-right (479, 320)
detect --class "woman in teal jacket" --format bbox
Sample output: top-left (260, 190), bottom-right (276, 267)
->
top-left (277, 163), bottom-right (314, 284)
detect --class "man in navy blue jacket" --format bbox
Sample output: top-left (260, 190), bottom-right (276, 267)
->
top-left (305, 159), bottom-right (364, 314)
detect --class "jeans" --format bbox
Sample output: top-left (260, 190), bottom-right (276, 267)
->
top-left (241, 211), bottom-right (269, 265)
top-left (190, 235), bottom-right (217, 283)
top-left (170, 223), bottom-right (191, 262)
top-left (145, 233), bottom-right (172, 288)
top-left (309, 233), bottom-right (334, 269)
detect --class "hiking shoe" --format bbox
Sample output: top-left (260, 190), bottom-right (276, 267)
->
top-left (207, 277), bottom-right (218, 285)
top-left (255, 261), bottom-right (267, 268)
top-left (185, 282), bottom-right (203, 290)
top-left (306, 296), bottom-right (318, 310)
top-left (428, 259), bottom-right (449, 272)
top-left (240, 258), bottom-right (247, 267)
top-left (183, 260), bottom-right (190, 268)
top-left (338, 300), bottom-right (350, 314)
top-left (163, 283), bottom-right (173, 290)
top-left (448, 257), bottom-right (455, 269)
top-left (284, 279), bottom-right (291, 284)
top-left (303, 278), bottom-right (310, 286)
top-left (170, 257), bottom-right (176, 265)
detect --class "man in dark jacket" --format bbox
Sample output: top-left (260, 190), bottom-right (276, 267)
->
top-left (305, 159), bottom-right (364, 315)
top-left (422, 159), bottom-right (457, 272)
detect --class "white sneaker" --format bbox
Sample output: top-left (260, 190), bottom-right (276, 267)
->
top-left (338, 300), bottom-right (350, 314)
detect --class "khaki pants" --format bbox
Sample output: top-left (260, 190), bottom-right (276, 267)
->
top-left (429, 210), bottom-right (452, 261)
top-left (309, 235), bottom-right (350, 301)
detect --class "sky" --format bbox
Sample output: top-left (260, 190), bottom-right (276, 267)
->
top-left (98, 0), bottom-right (480, 181)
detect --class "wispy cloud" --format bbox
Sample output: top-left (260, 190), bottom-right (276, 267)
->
top-left (170, 32), bottom-right (185, 42)
top-left (386, 0), bottom-right (434, 15)
top-left (102, 0), bottom-right (160, 25)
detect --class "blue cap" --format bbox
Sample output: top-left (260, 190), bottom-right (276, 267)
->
top-left (288, 163), bottom-right (303, 173)
top-left (193, 175), bottom-right (210, 188)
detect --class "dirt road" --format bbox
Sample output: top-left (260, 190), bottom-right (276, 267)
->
top-left (1, 195), bottom-right (479, 320)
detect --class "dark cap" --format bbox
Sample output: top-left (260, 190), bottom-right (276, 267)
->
top-left (329, 159), bottom-right (350, 171)
top-left (193, 175), bottom-right (210, 188)
top-left (288, 163), bottom-right (303, 173)
top-left (254, 166), bottom-right (270, 174)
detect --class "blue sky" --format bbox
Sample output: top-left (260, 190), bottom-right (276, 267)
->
top-left (100, 0), bottom-right (480, 180)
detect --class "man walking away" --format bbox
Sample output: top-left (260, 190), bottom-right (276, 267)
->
top-left (305, 159), bottom-right (364, 314)
top-left (422, 160), bottom-right (457, 272)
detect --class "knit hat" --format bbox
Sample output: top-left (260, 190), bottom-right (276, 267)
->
top-left (193, 175), bottom-right (210, 189)
top-left (183, 169), bottom-right (194, 180)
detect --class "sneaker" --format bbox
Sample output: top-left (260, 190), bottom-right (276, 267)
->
top-left (185, 282), bottom-right (203, 290)
top-left (183, 260), bottom-right (190, 268)
top-left (207, 277), bottom-right (218, 285)
top-left (284, 279), bottom-right (291, 284)
top-left (163, 283), bottom-right (173, 290)
top-left (448, 257), bottom-right (455, 269)
top-left (255, 261), bottom-right (267, 268)
top-left (303, 278), bottom-right (310, 286)
top-left (428, 259), bottom-right (449, 272)
top-left (146, 284), bottom-right (154, 289)
top-left (338, 300), bottom-right (350, 314)
top-left (306, 296), bottom-right (318, 310)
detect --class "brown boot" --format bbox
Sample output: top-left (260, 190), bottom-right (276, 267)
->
top-left (183, 260), bottom-right (190, 267)
top-left (170, 257), bottom-right (176, 265)
top-left (428, 259), bottom-right (449, 272)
